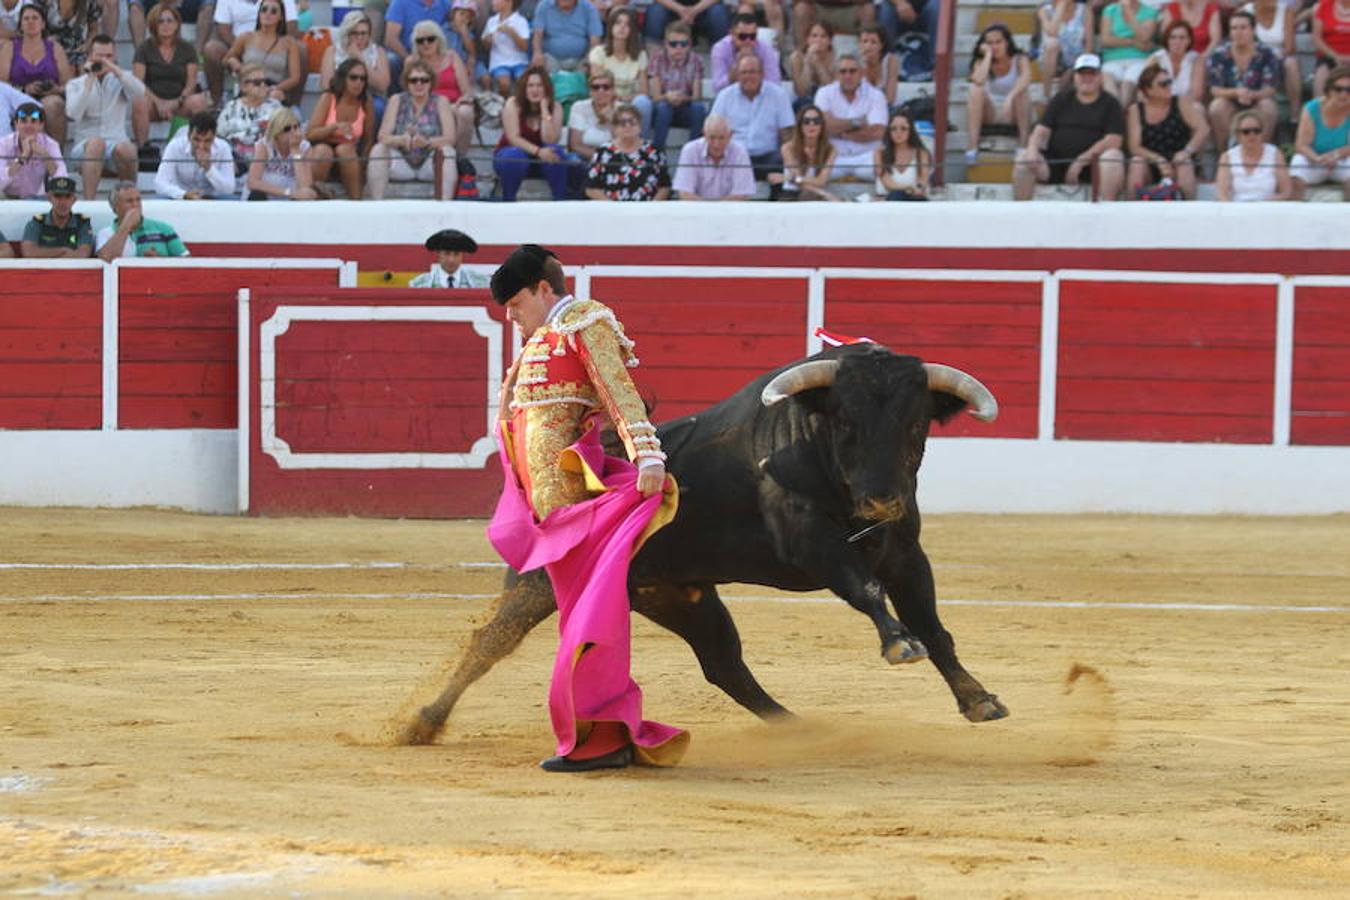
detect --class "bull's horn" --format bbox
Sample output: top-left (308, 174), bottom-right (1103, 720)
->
top-left (924, 364), bottom-right (999, 422)
top-left (761, 360), bottom-right (840, 406)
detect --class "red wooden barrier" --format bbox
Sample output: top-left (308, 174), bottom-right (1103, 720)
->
top-left (0, 268), bottom-right (103, 430)
top-left (118, 264), bottom-right (344, 428)
top-left (1057, 279), bottom-right (1278, 443)
top-left (823, 276), bottom-right (1042, 438)
top-left (1292, 284), bottom-right (1350, 446)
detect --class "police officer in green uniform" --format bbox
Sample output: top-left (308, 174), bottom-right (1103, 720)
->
top-left (19, 176), bottom-right (95, 259)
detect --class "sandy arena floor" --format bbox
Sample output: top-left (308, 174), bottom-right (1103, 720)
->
top-left (0, 507), bottom-right (1347, 897)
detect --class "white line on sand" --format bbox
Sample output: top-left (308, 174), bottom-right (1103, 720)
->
top-left (2, 592), bottom-right (1344, 614)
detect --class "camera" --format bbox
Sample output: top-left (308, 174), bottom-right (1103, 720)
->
top-left (89, 61), bottom-right (104, 74)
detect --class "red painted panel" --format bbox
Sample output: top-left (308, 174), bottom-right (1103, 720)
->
top-left (825, 278), bottom-right (1042, 438)
top-left (0, 269), bottom-right (102, 429)
top-left (1057, 281), bottom-right (1276, 443)
top-left (119, 265), bottom-right (341, 429)
top-left (1292, 284), bottom-right (1350, 446)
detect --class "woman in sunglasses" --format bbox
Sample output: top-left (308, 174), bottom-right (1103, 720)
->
top-left (874, 109), bottom-right (931, 201)
top-left (306, 57), bottom-right (375, 199)
top-left (568, 70), bottom-right (618, 163)
top-left (1217, 108), bottom-right (1291, 200)
top-left (321, 11), bottom-right (391, 101)
top-left (223, 0), bottom-right (302, 105)
top-left (1126, 61), bottom-right (1207, 199)
top-left (1290, 65), bottom-right (1350, 200)
top-left (217, 62), bottom-right (284, 169)
top-left (246, 107), bottom-right (316, 200)
top-left (368, 59), bottom-right (459, 200)
top-left (769, 103), bottom-right (839, 200)
top-left (0, 3), bottom-right (73, 143)
top-left (584, 102), bottom-right (670, 201)
top-left (132, 2), bottom-right (209, 142)
top-left (409, 21), bottom-right (474, 163)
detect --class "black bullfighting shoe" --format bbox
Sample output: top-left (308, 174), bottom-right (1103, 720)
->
top-left (539, 745), bottom-right (634, 773)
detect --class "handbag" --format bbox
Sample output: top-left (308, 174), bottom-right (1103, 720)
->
top-left (1136, 177), bottom-right (1184, 201)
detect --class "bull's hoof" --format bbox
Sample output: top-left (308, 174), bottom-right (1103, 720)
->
top-left (882, 637), bottom-right (928, 665)
top-left (961, 694), bottom-right (1010, 723)
top-left (395, 709), bottom-right (444, 746)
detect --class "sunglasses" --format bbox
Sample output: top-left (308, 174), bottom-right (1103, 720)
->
top-left (415, 35), bottom-right (437, 44)
top-left (260, 5), bottom-right (281, 12)
top-left (615, 118), bottom-right (639, 126)
top-left (801, 116), bottom-right (823, 124)
top-left (348, 73), bottom-right (368, 81)
top-left (734, 31), bottom-right (756, 41)
top-left (1238, 126), bottom-right (1263, 134)
top-left (242, 77), bottom-right (267, 85)
top-left (280, 123), bottom-right (298, 132)
top-left (590, 82), bottom-right (613, 90)
top-left (667, 39), bottom-right (689, 47)
top-left (16, 109), bottom-right (44, 121)
top-left (351, 28), bottom-right (371, 36)
top-left (1155, 77), bottom-right (1173, 87)
top-left (408, 75), bottom-right (432, 83)
top-left (1332, 84), bottom-right (1350, 94)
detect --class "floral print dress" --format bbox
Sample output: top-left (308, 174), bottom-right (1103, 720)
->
top-left (585, 141), bottom-right (670, 201)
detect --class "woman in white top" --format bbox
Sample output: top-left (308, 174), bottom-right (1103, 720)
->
top-left (321, 11), bottom-right (391, 99)
top-left (246, 108), bottom-right (316, 200)
top-left (587, 7), bottom-right (651, 135)
top-left (875, 110), bottom-right (932, 200)
top-left (1244, 0), bottom-right (1301, 124)
top-left (966, 24), bottom-right (1032, 164)
top-left (568, 69), bottom-right (618, 162)
top-left (768, 104), bottom-right (840, 200)
top-left (1217, 110), bottom-right (1292, 200)
top-left (1149, 20), bottom-right (1204, 103)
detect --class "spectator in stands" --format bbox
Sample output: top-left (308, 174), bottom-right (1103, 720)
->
top-left (768, 103), bottom-right (839, 200)
top-left (1310, 0), bottom-right (1350, 99)
top-left (306, 58), bottom-right (374, 199)
top-left (1244, 0), bottom-right (1301, 131)
top-left (245, 107), bottom-right (316, 199)
top-left (217, 63), bottom-right (283, 168)
top-left (0, 3), bottom-right (74, 143)
top-left (877, 0), bottom-right (937, 82)
top-left (1159, 0), bottom-right (1220, 56)
top-left (368, 59), bottom-right (458, 199)
top-left (965, 23), bottom-right (1032, 165)
top-left (643, 0), bottom-right (731, 49)
top-left (385, 0), bottom-right (451, 64)
top-left (96, 181), bottom-right (191, 258)
top-left (206, 0), bottom-right (299, 104)
top-left (0, 0), bottom-right (25, 37)
top-left (568, 68), bottom-right (616, 161)
top-left (322, 11), bottom-right (392, 102)
top-left (446, 0), bottom-right (483, 88)
top-left (1217, 108), bottom-right (1291, 199)
top-left (43, 0), bottom-right (101, 71)
top-left (1207, 10), bottom-right (1280, 143)
top-left (132, 4), bottom-right (210, 147)
top-left (530, 0), bottom-right (602, 73)
top-left (1290, 65), bottom-right (1350, 199)
top-left (712, 53), bottom-right (794, 179)
top-left (793, 0), bottom-right (873, 53)
top-left (1099, 0), bottom-right (1160, 107)
top-left (65, 34), bottom-right (145, 200)
top-left (483, 0), bottom-right (530, 95)
top-left (0, 101), bottom-right (66, 198)
top-left (649, 20), bottom-right (705, 152)
top-left (223, 1), bottom-right (303, 106)
top-left (494, 63), bottom-right (575, 199)
top-left (19, 174), bottom-right (91, 257)
top-left (409, 21), bottom-right (475, 161)
top-left (874, 108), bottom-right (931, 199)
top-left (788, 21), bottom-right (835, 111)
top-left (814, 54), bottom-right (886, 180)
top-left (711, 12), bottom-right (781, 94)
top-left (584, 102), bottom-right (670, 199)
top-left (127, 0), bottom-right (214, 54)
top-left (1014, 53), bottom-right (1126, 200)
top-left (155, 110), bottom-right (236, 198)
top-left (411, 228), bottom-right (487, 287)
top-left (1126, 61), bottom-right (1207, 198)
top-left (0, 79), bottom-right (29, 135)
top-left (858, 25), bottom-right (898, 109)
top-left (1034, 0), bottom-right (1092, 104)
top-left (1148, 20), bottom-right (1203, 105)
top-left (672, 112), bottom-right (755, 199)
top-left (588, 7), bottom-right (650, 134)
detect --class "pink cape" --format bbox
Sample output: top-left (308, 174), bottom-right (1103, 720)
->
top-left (487, 424), bottom-right (688, 763)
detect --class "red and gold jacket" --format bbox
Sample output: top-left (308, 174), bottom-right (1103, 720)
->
top-left (502, 297), bottom-right (663, 519)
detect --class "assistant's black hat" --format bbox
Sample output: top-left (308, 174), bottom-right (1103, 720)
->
top-left (490, 244), bottom-right (558, 304)
top-left (424, 228), bottom-right (478, 253)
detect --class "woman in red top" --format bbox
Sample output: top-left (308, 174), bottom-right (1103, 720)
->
top-left (493, 64), bottom-right (575, 200)
top-left (1313, 0), bottom-right (1350, 97)
top-left (408, 19), bottom-right (475, 160)
top-left (1161, 0), bottom-right (1221, 56)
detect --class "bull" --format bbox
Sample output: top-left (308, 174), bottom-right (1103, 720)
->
top-left (401, 343), bottom-right (1008, 745)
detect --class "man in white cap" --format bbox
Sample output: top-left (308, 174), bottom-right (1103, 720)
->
top-left (1013, 52), bottom-right (1125, 201)
top-left (410, 228), bottom-right (489, 288)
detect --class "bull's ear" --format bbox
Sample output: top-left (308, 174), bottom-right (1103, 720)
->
top-left (928, 390), bottom-right (969, 425)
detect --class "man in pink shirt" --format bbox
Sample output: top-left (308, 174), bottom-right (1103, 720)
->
top-left (710, 12), bottom-right (782, 93)
top-left (0, 103), bottom-right (67, 200)
top-left (672, 114), bottom-right (756, 199)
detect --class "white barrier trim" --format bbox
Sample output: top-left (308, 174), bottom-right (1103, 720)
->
top-left (1038, 273), bottom-right (1059, 442)
top-left (1056, 269), bottom-right (1284, 285)
top-left (1287, 276), bottom-right (1350, 288)
top-left (113, 257), bottom-right (348, 270)
top-left (818, 267), bottom-right (1046, 282)
top-left (237, 288), bottom-right (251, 513)
top-left (806, 269), bottom-right (825, 356)
top-left (1273, 279), bottom-right (1295, 447)
top-left (101, 264), bottom-right (118, 431)
top-left (257, 305), bottom-right (502, 470)
top-left (584, 265), bottom-right (815, 279)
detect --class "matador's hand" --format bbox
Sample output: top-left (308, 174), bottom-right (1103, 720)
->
top-left (636, 462), bottom-right (666, 496)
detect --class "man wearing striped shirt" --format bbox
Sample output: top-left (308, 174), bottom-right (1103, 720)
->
top-left (96, 182), bottom-right (190, 260)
